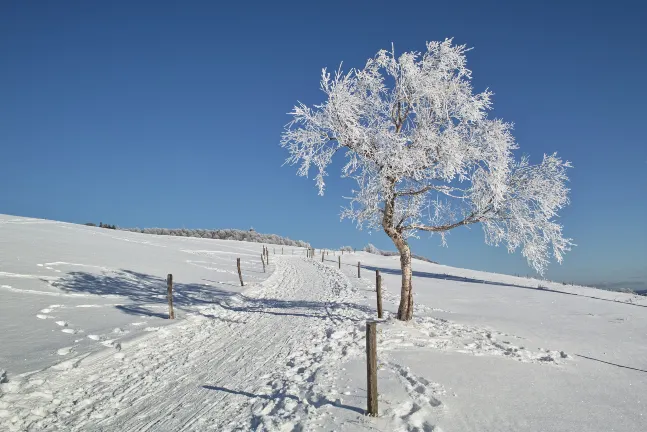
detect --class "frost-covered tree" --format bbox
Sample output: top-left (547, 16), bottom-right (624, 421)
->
top-left (281, 39), bottom-right (573, 321)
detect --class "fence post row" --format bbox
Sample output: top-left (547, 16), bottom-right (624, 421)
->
top-left (167, 274), bottom-right (175, 319)
top-left (366, 321), bottom-right (378, 416)
top-left (237, 258), bottom-right (244, 286)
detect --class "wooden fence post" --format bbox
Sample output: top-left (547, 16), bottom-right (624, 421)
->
top-left (167, 274), bottom-right (175, 319)
top-left (338, 255), bottom-right (341, 269)
top-left (322, 251), bottom-right (324, 262)
top-left (358, 261), bottom-right (361, 278)
top-left (375, 270), bottom-right (380, 292)
top-left (366, 321), bottom-right (378, 416)
top-left (237, 258), bottom-right (244, 286)
top-left (261, 254), bottom-right (266, 273)
top-left (376, 274), bottom-right (383, 319)
top-left (282, 247), bottom-right (284, 255)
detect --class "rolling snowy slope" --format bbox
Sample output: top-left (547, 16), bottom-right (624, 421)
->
top-left (1, 214), bottom-right (646, 431)
top-left (0, 215), bottom-right (283, 376)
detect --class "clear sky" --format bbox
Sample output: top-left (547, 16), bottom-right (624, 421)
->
top-left (1, 1), bottom-right (646, 289)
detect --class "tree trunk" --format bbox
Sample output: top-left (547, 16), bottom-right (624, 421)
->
top-left (382, 179), bottom-right (413, 321)
top-left (391, 235), bottom-right (413, 321)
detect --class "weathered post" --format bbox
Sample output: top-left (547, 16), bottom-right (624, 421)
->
top-left (376, 274), bottom-right (383, 319)
top-left (167, 274), bottom-right (175, 319)
top-left (322, 251), bottom-right (324, 262)
top-left (358, 261), bottom-right (361, 278)
top-left (366, 321), bottom-right (378, 416)
top-left (282, 247), bottom-right (284, 255)
top-left (261, 254), bottom-right (266, 273)
top-left (237, 258), bottom-right (244, 286)
top-left (338, 255), bottom-right (341, 269)
top-left (375, 270), bottom-right (380, 292)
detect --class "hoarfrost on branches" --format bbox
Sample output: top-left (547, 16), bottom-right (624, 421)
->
top-left (281, 39), bottom-right (573, 275)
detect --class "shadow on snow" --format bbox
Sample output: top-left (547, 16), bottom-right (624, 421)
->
top-left (202, 385), bottom-right (365, 414)
top-left (51, 269), bottom-right (375, 321)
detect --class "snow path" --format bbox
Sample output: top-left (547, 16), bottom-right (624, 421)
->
top-left (0, 257), bottom-right (371, 431)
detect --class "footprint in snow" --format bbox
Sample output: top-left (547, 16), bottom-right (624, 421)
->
top-left (57, 346), bottom-right (74, 356)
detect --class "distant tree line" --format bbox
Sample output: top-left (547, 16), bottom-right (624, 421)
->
top-left (119, 226), bottom-right (310, 248)
top-left (84, 222), bottom-right (116, 229)
top-left (363, 243), bottom-right (437, 264)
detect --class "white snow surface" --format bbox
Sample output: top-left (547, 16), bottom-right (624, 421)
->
top-left (1, 214), bottom-right (646, 431)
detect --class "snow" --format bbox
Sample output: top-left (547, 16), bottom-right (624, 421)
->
top-left (1, 214), bottom-right (646, 431)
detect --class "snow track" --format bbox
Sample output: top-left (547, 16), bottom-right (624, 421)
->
top-left (0, 257), bottom-right (370, 431)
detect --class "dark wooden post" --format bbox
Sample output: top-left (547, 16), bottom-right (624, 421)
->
top-left (167, 274), bottom-right (175, 319)
top-left (237, 258), bottom-right (244, 286)
top-left (358, 261), bottom-right (361, 278)
top-left (376, 274), bottom-right (383, 319)
top-left (322, 251), bottom-right (324, 262)
top-left (375, 270), bottom-right (380, 291)
top-left (261, 254), bottom-right (266, 272)
top-left (366, 321), bottom-right (378, 416)
top-left (338, 255), bottom-right (341, 269)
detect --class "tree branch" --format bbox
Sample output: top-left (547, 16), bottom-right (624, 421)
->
top-left (395, 185), bottom-right (433, 197)
top-left (402, 213), bottom-right (481, 232)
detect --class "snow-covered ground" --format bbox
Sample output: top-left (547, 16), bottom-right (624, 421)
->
top-left (1, 215), bottom-right (645, 431)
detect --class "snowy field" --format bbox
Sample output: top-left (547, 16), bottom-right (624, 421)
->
top-left (1, 214), bottom-right (646, 431)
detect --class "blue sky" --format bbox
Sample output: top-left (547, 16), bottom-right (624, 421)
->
top-left (1, 1), bottom-right (645, 288)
